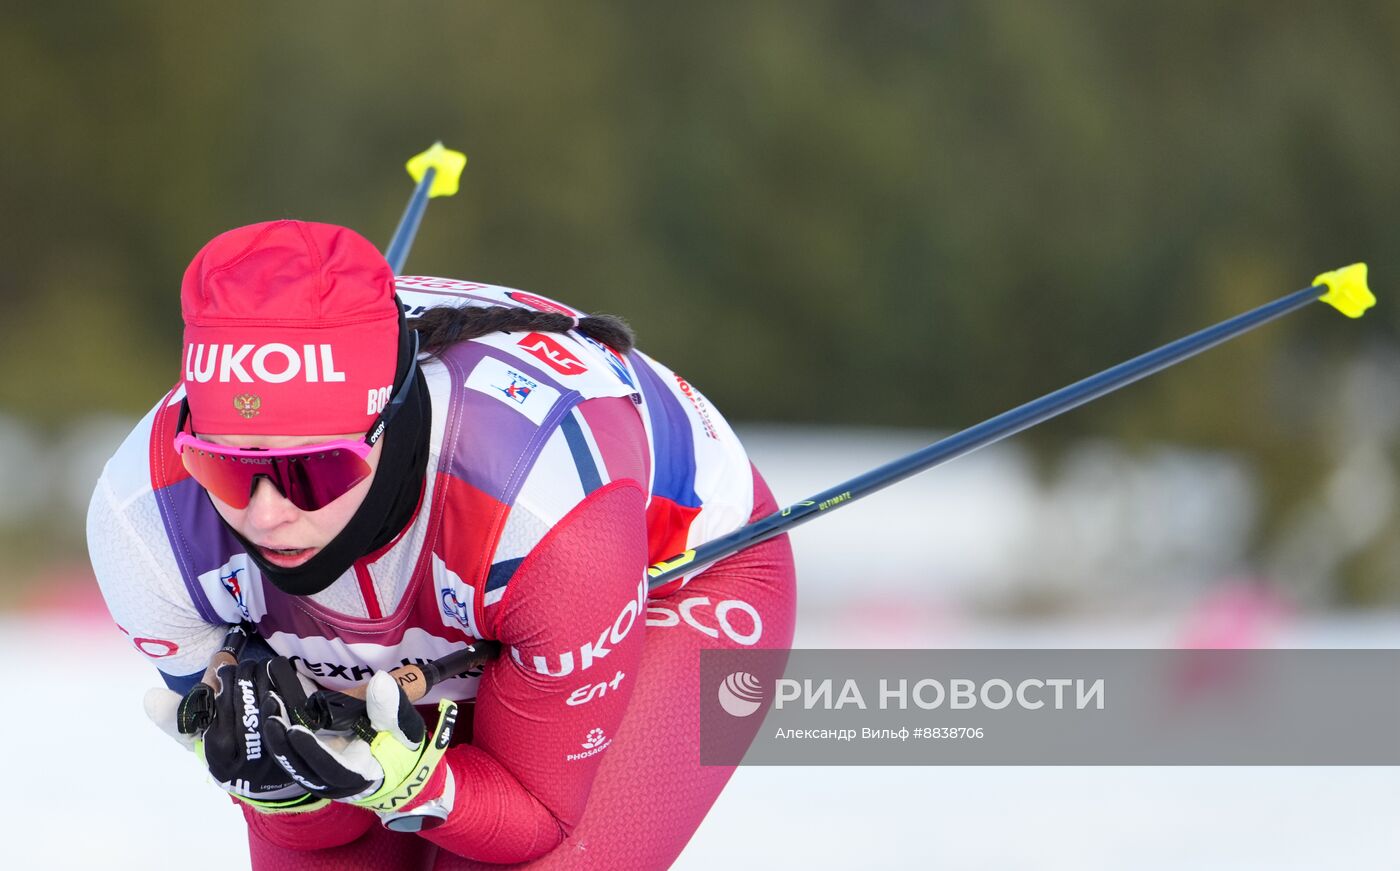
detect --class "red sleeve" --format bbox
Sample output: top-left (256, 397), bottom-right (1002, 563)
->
top-left (421, 479), bottom-right (649, 863)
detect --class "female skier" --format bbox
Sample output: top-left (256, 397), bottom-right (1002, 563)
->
top-left (87, 219), bottom-right (796, 869)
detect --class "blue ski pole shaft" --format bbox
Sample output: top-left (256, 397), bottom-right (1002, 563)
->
top-left (646, 281), bottom-right (1343, 590)
top-left (383, 268), bottom-right (1372, 675)
top-left (385, 166), bottom-right (435, 274)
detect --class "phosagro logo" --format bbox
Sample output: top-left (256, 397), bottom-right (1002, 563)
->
top-left (566, 727), bottom-right (613, 762)
top-left (718, 671), bottom-right (765, 717)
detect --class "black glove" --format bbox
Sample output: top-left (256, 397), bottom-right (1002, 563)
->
top-left (175, 657), bottom-right (318, 809)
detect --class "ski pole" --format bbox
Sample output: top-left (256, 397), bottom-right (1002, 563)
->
top-left (641, 264), bottom-right (1375, 588)
top-left (341, 264), bottom-right (1376, 694)
top-left (330, 142), bottom-right (477, 697)
top-left (384, 141), bottom-right (467, 274)
top-left (178, 624), bottom-right (251, 733)
top-left (304, 642), bottom-right (499, 732)
top-left (191, 145), bottom-right (468, 705)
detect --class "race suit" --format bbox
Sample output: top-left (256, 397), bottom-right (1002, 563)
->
top-left (87, 277), bottom-right (797, 869)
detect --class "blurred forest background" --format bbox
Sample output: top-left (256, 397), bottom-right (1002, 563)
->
top-left (2, 2), bottom-right (1397, 611)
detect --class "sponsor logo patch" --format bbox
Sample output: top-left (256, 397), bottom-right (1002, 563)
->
top-left (506, 291), bottom-right (576, 316)
top-left (237, 678), bottom-right (263, 760)
top-left (566, 670), bottom-right (627, 706)
top-left (518, 333), bottom-right (587, 376)
top-left (497, 374), bottom-right (535, 404)
top-left (133, 637), bottom-right (179, 658)
top-left (367, 385), bottom-right (392, 415)
top-left (396, 278), bottom-right (492, 316)
top-left (566, 726), bottom-right (613, 761)
top-left (287, 654), bottom-right (374, 683)
top-left (464, 357), bottom-right (561, 425)
top-left (262, 626), bottom-right (485, 695)
top-left (198, 555), bottom-right (265, 623)
top-left (441, 588), bottom-right (473, 631)
top-left (396, 277), bottom-right (487, 293)
top-left (511, 578), bottom-right (647, 677)
top-left (184, 343), bottom-right (346, 384)
top-left (580, 334), bottom-right (635, 388)
top-left (115, 625), bottom-right (181, 658)
top-left (432, 554), bottom-right (481, 637)
top-left (220, 567), bottom-right (252, 622)
top-left (646, 595), bottom-right (763, 646)
top-left (674, 374), bottom-right (719, 439)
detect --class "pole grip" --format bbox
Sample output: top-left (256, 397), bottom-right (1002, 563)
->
top-left (337, 642), bottom-right (502, 702)
top-left (198, 625), bottom-right (250, 689)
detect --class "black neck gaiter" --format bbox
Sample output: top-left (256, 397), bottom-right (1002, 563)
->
top-left (224, 324), bottom-right (432, 598)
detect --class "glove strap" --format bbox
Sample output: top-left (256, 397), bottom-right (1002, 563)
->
top-left (234, 793), bottom-right (333, 815)
top-left (352, 700), bottom-right (458, 814)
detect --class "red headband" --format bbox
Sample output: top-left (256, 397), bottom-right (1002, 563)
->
top-left (180, 220), bottom-right (400, 436)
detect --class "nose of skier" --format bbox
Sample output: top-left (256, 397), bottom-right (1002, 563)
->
top-left (244, 477), bottom-right (301, 531)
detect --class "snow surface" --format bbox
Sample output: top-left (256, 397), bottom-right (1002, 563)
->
top-left (8, 612), bottom-right (1400, 870)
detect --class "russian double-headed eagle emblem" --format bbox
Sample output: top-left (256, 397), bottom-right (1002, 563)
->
top-left (232, 393), bottom-right (262, 419)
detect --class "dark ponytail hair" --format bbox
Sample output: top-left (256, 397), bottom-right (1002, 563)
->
top-left (408, 305), bottom-right (636, 360)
